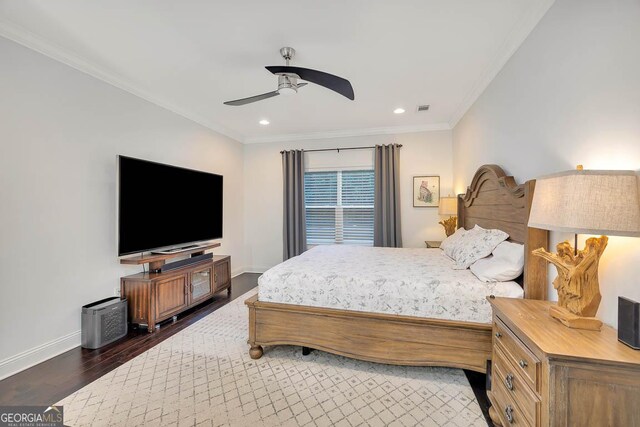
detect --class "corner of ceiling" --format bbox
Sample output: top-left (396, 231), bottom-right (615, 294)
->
top-left (447, 0), bottom-right (556, 130)
top-left (0, 18), bottom-right (245, 143)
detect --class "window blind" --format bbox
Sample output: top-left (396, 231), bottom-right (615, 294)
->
top-left (304, 170), bottom-right (374, 246)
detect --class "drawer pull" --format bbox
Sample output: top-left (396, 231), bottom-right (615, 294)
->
top-left (495, 332), bottom-right (502, 338)
top-left (505, 405), bottom-right (514, 424)
top-left (519, 359), bottom-right (528, 368)
top-left (505, 373), bottom-right (514, 391)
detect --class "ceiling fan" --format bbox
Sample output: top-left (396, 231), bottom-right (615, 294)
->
top-left (223, 47), bottom-right (355, 106)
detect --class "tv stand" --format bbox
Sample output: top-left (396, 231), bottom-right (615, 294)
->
top-left (121, 254), bottom-right (231, 332)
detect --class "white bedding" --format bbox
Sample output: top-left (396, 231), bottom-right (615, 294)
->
top-left (258, 245), bottom-right (523, 324)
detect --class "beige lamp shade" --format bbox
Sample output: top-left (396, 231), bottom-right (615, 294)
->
top-left (438, 196), bottom-right (458, 216)
top-left (528, 169), bottom-right (640, 237)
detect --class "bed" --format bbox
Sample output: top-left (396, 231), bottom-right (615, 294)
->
top-left (258, 245), bottom-right (524, 324)
top-left (246, 164), bottom-right (549, 373)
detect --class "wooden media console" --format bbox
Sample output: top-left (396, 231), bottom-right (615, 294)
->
top-left (120, 244), bottom-right (230, 332)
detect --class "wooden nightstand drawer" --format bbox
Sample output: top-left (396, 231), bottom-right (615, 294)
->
top-left (489, 381), bottom-right (532, 427)
top-left (493, 346), bottom-right (539, 426)
top-left (493, 317), bottom-right (540, 391)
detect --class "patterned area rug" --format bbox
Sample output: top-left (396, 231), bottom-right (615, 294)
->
top-left (58, 291), bottom-right (487, 426)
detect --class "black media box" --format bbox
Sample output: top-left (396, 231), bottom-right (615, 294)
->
top-left (618, 296), bottom-right (640, 349)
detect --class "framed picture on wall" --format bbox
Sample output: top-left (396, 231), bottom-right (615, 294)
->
top-left (413, 176), bottom-right (440, 207)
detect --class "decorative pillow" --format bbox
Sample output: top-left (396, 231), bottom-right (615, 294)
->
top-left (440, 227), bottom-right (467, 260)
top-left (470, 241), bottom-right (524, 282)
top-left (452, 225), bottom-right (509, 269)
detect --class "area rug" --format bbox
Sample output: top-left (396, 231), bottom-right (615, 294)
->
top-left (58, 290), bottom-right (487, 426)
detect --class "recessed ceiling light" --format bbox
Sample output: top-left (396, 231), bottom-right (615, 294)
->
top-left (393, 108), bottom-right (405, 114)
top-left (259, 119), bottom-right (270, 125)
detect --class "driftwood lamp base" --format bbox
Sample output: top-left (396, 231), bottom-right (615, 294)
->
top-left (533, 236), bottom-right (609, 332)
top-left (439, 216), bottom-right (457, 237)
top-left (549, 305), bottom-right (603, 331)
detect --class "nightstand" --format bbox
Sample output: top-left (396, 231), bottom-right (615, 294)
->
top-left (424, 240), bottom-right (441, 248)
top-left (487, 297), bottom-right (640, 427)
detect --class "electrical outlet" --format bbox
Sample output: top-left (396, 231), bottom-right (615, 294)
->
top-left (114, 287), bottom-right (121, 297)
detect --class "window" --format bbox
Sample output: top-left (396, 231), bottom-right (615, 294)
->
top-left (304, 170), bottom-right (374, 246)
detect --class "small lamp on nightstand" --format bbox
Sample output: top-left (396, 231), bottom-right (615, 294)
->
top-left (528, 166), bottom-right (640, 331)
top-left (438, 196), bottom-right (458, 237)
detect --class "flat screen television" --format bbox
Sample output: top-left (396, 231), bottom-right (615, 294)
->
top-left (118, 156), bottom-right (223, 256)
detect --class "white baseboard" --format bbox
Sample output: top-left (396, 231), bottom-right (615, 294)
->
top-left (240, 266), bottom-right (269, 274)
top-left (232, 266), bottom-right (269, 276)
top-left (0, 330), bottom-right (81, 381)
top-left (231, 267), bottom-right (248, 278)
top-left (0, 267), bottom-right (270, 381)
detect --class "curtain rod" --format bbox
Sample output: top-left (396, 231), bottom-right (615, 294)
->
top-left (280, 144), bottom-right (402, 154)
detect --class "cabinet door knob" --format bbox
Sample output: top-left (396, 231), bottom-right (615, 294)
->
top-left (495, 332), bottom-right (502, 338)
top-left (519, 359), bottom-right (528, 368)
top-left (505, 405), bottom-right (514, 424)
top-left (505, 373), bottom-right (514, 391)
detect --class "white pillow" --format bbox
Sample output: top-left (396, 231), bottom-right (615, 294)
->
top-left (453, 225), bottom-right (509, 269)
top-left (470, 241), bottom-right (524, 282)
top-left (440, 227), bottom-right (467, 260)
top-left (493, 241), bottom-right (525, 267)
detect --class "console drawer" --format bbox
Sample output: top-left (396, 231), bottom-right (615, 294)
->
top-left (493, 317), bottom-right (540, 391)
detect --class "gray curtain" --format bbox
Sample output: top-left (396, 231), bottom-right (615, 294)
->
top-left (374, 144), bottom-right (402, 247)
top-left (282, 150), bottom-right (307, 260)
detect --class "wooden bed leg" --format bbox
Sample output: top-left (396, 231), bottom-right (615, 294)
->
top-left (249, 345), bottom-right (263, 359)
top-left (302, 346), bottom-right (312, 356)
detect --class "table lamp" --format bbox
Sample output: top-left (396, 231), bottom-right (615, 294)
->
top-left (438, 196), bottom-right (458, 237)
top-left (528, 166), bottom-right (640, 331)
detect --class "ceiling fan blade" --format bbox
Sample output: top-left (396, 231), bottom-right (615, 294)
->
top-left (223, 90), bottom-right (279, 106)
top-left (266, 66), bottom-right (354, 100)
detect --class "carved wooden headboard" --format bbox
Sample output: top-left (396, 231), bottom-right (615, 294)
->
top-left (457, 165), bottom-right (549, 300)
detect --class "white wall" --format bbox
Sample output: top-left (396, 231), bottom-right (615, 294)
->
top-left (452, 0), bottom-right (640, 327)
top-left (244, 131), bottom-right (453, 271)
top-left (0, 37), bottom-right (245, 379)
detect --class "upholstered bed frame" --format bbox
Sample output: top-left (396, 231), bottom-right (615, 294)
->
top-left (245, 165), bottom-right (549, 373)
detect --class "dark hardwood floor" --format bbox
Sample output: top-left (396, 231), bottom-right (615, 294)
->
top-left (465, 369), bottom-right (494, 426)
top-left (0, 272), bottom-right (492, 425)
top-left (0, 273), bottom-right (260, 406)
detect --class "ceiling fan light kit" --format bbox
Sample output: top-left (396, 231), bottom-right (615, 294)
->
top-left (224, 47), bottom-right (355, 106)
top-left (277, 75), bottom-right (298, 95)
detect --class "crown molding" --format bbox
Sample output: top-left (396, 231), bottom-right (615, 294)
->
top-left (0, 19), bottom-right (244, 143)
top-left (243, 123), bottom-right (451, 144)
top-left (1, 0), bottom-right (554, 144)
top-left (448, 0), bottom-right (556, 128)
